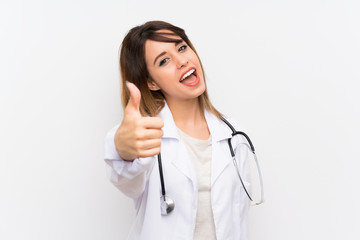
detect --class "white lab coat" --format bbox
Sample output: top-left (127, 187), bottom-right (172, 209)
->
top-left (104, 103), bottom-right (251, 240)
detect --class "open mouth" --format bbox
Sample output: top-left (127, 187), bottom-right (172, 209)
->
top-left (180, 68), bottom-right (200, 86)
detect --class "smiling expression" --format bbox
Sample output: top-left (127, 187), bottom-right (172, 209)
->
top-left (145, 31), bottom-right (206, 103)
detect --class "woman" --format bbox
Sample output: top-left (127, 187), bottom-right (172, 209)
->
top-left (104, 21), bottom-right (251, 240)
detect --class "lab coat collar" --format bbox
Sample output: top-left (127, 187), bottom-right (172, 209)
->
top-left (157, 102), bottom-right (233, 142)
top-left (157, 102), bottom-right (180, 139)
top-left (204, 110), bottom-right (233, 142)
top-left (157, 101), bottom-right (234, 187)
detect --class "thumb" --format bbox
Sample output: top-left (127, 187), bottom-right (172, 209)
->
top-left (125, 81), bottom-right (142, 116)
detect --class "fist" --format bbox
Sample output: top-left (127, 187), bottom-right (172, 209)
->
top-left (114, 82), bottom-right (164, 161)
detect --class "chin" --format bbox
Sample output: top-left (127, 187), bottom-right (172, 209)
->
top-left (193, 85), bottom-right (206, 99)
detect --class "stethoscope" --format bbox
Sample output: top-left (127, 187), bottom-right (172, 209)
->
top-left (157, 117), bottom-right (264, 215)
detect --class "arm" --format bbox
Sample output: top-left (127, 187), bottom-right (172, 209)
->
top-left (103, 82), bottom-right (163, 199)
top-left (234, 141), bottom-right (251, 239)
top-left (104, 125), bottom-right (156, 199)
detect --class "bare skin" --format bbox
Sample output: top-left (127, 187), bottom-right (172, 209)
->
top-left (114, 82), bottom-right (164, 161)
top-left (166, 97), bottom-right (210, 140)
top-left (114, 82), bottom-right (209, 161)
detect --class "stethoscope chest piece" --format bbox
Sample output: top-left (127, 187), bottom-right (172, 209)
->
top-left (160, 195), bottom-right (175, 215)
top-left (156, 118), bottom-right (264, 216)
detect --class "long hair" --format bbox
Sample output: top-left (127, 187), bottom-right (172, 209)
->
top-left (119, 20), bottom-right (222, 118)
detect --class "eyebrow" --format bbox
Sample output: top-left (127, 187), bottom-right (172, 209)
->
top-left (153, 41), bottom-right (184, 66)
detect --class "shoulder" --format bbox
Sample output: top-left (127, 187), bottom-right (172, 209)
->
top-left (219, 115), bottom-right (254, 147)
top-left (205, 110), bottom-right (249, 142)
top-left (221, 115), bottom-right (247, 132)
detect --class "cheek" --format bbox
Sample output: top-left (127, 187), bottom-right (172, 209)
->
top-left (154, 68), bottom-right (174, 82)
top-left (148, 67), bottom-right (163, 82)
top-left (188, 50), bottom-right (200, 62)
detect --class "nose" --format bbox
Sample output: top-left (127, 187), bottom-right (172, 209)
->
top-left (175, 54), bottom-right (188, 69)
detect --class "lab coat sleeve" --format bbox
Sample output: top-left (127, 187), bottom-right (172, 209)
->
top-left (104, 124), bottom-right (156, 199)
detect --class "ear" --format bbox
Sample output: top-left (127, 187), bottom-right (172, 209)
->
top-left (147, 79), bottom-right (161, 91)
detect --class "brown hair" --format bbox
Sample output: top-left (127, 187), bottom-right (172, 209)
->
top-left (119, 20), bottom-right (222, 118)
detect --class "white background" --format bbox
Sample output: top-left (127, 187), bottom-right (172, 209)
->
top-left (1, 0), bottom-right (359, 239)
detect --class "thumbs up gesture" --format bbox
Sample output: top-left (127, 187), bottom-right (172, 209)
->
top-left (114, 82), bottom-right (164, 161)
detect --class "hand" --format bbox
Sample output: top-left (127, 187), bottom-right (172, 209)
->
top-left (114, 82), bottom-right (164, 161)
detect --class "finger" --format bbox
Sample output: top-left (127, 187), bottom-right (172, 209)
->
top-left (137, 147), bottom-right (161, 158)
top-left (134, 129), bottom-right (163, 140)
top-left (138, 139), bottom-right (162, 150)
top-left (125, 81), bottom-right (141, 116)
top-left (144, 129), bottom-right (164, 139)
top-left (140, 117), bottom-right (164, 129)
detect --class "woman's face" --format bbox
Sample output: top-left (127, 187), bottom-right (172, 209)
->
top-left (144, 31), bottom-right (205, 103)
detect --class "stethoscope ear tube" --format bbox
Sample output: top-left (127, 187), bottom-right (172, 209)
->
top-left (157, 117), bottom-right (264, 216)
top-left (228, 138), bottom-right (253, 202)
top-left (223, 116), bottom-right (264, 205)
top-left (228, 138), bottom-right (265, 206)
top-left (251, 152), bottom-right (265, 205)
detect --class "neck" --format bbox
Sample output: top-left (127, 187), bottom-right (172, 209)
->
top-left (166, 97), bottom-right (210, 139)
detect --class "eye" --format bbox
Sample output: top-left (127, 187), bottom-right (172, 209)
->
top-left (178, 44), bottom-right (187, 51)
top-left (159, 57), bottom-right (169, 66)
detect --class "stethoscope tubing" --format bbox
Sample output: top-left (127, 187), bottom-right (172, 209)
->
top-left (222, 116), bottom-right (264, 205)
top-left (157, 153), bottom-right (167, 201)
top-left (157, 117), bottom-right (264, 215)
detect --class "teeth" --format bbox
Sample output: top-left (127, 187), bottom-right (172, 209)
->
top-left (181, 69), bottom-right (195, 81)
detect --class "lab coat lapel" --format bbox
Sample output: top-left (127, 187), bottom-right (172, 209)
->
top-left (157, 103), bottom-right (197, 185)
top-left (204, 111), bottom-right (233, 186)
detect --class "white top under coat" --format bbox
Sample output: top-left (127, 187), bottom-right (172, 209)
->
top-left (104, 102), bottom-right (251, 240)
top-left (177, 128), bottom-right (216, 240)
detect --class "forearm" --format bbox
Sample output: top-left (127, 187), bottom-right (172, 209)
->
top-left (105, 157), bottom-right (155, 199)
